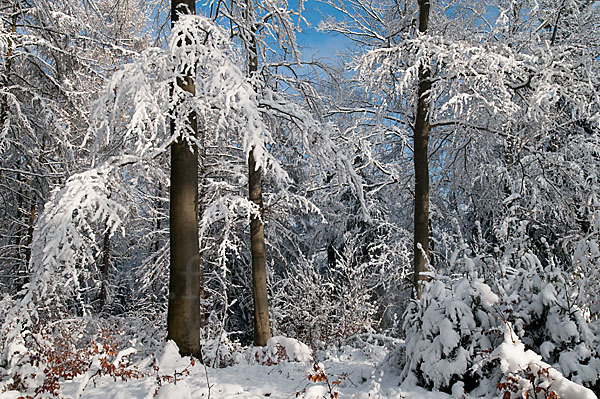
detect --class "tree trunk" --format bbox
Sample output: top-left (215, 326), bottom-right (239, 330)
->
top-left (24, 204), bottom-right (35, 268)
top-left (99, 220), bottom-right (110, 312)
top-left (167, 0), bottom-right (202, 359)
top-left (198, 140), bottom-right (208, 327)
top-left (0, 8), bottom-right (17, 130)
top-left (249, 148), bottom-right (271, 346)
top-left (151, 183), bottom-right (162, 302)
top-left (413, 0), bottom-right (432, 299)
top-left (245, 15), bottom-right (271, 346)
top-left (327, 242), bottom-right (336, 270)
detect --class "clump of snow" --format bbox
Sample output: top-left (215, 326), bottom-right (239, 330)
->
top-left (540, 283), bottom-right (557, 306)
top-left (302, 385), bottom-right (328, 399)
top-left (495, 327), bottom-right (543, 374)
top-left (156, 380), bottom-right (191, 399)
top-left (540, 341), bottom-right (555, 359)
top-left (2, 342), bottom-right (26, 368)
top-left (267, 336), bottom-right (312, 364)
top-left (451, 381), bottom-right (464, 398)
top-left (158, 340), bottom-right (184, 369)
top-left (471, 281), bottom-right (498, 307)
top-left (0, 392), bottom-right (22, 399)
top-left (113, 347), bottom-right (137, 366)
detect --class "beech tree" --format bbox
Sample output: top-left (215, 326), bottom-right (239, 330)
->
top-left (206, 0), bottom-right (314, 345)
top-left (243, 0), bottom-right (271, 346)
top-left (80, 4), bottom-right (318, 345)
top-left (215, 0), bottom-right (378, 344)
top-left (167, 0), bottom-right (203, 358)
top-left (412, 0), bottom-right (432, 299)
top-left (319, 0), bottom-right (441, 299)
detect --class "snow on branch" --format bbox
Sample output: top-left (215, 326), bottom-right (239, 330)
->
top-left (259, 90), bottom-right (371, 221)
top-left (87, 47), bottom-right (171, 159)
top-left (198, 194), bottom-right (256, 272)
top-left (27, 163), bottom-right (126, 313)
top-left (0, 161), bottom-right (128, 348)
top-left (359, 34), bottom-right (600, 131)
top-left (171, 16), bottom-right (287, 181)
top-left (88, 15), bottom-right (288, 183)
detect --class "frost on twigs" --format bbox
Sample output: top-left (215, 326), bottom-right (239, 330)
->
top-left (359, 27), bottom-right (600, 134)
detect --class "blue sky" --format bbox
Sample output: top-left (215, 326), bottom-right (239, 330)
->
top-left (190, 0), bottom-right (351, 63)
top-left (288, 0), bottom-right (353, 62)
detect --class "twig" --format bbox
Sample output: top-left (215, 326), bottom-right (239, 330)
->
top-left (204, 363), bottom-right (214, 399)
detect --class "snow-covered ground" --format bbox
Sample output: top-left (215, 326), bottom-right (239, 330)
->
top-left (0, 336), bottom-right (451, 399)
top-left (2, 333), bottom-right (597, 399)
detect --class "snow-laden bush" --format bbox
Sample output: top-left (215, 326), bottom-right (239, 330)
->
top-left (402, 264), bottom-right (600, 397)
top-left (483, 210), bottom-right (600, 393)
top-left (500, 260), bottom-right (600, 393)
top-left (248, 336), bottom-right (312, 365)
top-left (493, 325), bottom-right (597, 399)
top-left (572, 213), bottom-right (600, 318)
top-left (200, 332), bottom-right (245, 368)
top-left (200, 332), bottom-right (312, 368)
top-left (401, 276), bottom-right (502, 391)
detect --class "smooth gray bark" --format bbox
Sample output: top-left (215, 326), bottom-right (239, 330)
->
top-left (413, 0), bottom-right (432, 299)
top-left (246, 27), bottom-right (271, 346)
top-left (167, 0), bottom-right (203, 359)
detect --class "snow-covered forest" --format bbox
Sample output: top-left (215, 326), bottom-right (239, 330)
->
top-left (0, 0), bottom-right (599, 398)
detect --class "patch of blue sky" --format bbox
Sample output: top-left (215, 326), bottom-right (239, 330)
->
top-left (288, 0), bottom-right (354, 63)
